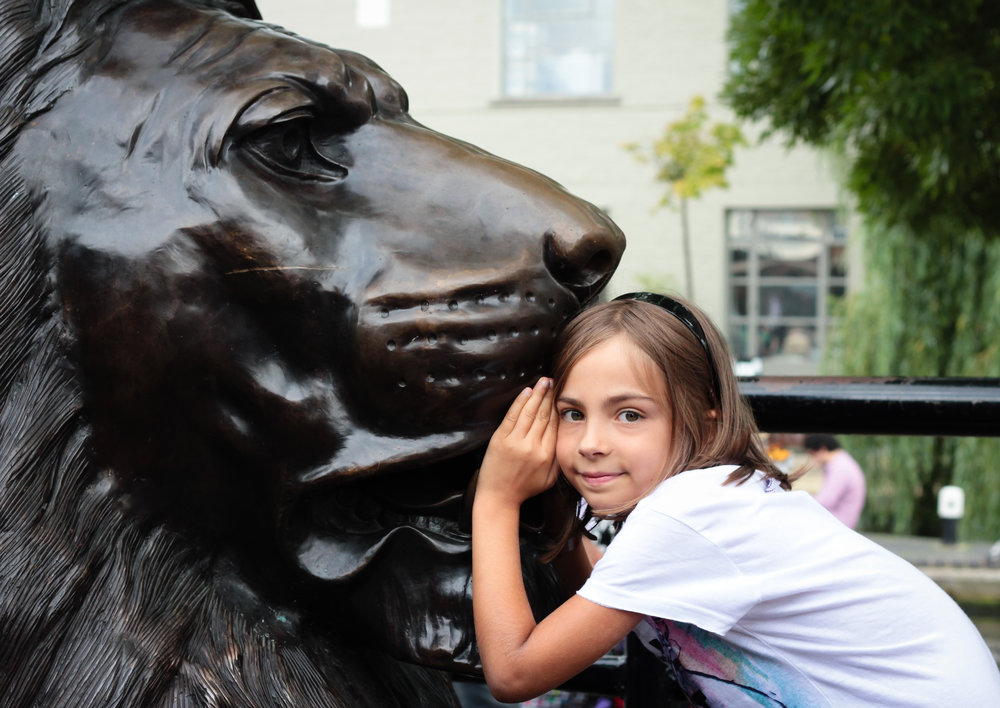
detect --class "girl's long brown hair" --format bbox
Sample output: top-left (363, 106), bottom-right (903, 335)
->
top-left (541, 296), bottom-right (787, 561)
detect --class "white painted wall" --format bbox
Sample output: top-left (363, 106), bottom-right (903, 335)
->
top-left (253, 0), bottom-right (848, 325)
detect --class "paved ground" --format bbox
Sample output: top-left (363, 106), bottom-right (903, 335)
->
top-left (869, 532), bottom-right (998, 568)
top-left (867, 532), bottom-right (1000, 605)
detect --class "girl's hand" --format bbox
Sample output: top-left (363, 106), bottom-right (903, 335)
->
top-left (477, 377), bottom-right (560, 507)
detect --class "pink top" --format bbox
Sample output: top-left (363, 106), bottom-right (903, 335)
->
top-left (813, 449), bottom-right (866, 528)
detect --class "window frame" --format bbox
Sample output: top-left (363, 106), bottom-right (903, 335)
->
top-left (726, 208), bottom-right (847, 372)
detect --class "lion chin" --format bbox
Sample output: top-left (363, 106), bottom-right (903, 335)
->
top-left (0, 1), bottom-right (624, 706)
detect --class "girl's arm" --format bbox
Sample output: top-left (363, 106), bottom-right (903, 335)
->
top-left (472, 378), bottom-right (641, 703)
top-left (549, 536), bottom-right (594, 596)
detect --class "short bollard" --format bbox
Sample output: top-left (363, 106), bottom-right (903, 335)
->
top-left (938, 485), bottom-right (965, 545)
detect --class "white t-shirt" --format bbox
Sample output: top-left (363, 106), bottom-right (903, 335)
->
top-left (578, 465), bottom-right (1000, 707)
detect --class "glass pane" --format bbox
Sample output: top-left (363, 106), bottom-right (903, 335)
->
top-left (730, 248), bottom-right (749, 277)
top-left (504, 0), bottom-right (614, 96)
top-left (829, 244), bottom-right (847, 277)
top-left (728, 322), bottom-right (750, 361)
top-left (759, 240), bottom-right (820, 277)
top-left (762, 325), bottom-right (815, 356)
top-left (752, 211), bottom-right (827, 241)
top-left (727, 210), bottom-right (753, 241)
top-left (758, 284), bottom-right (817, 318)
top-left (759, 325), bottom-right (818, 374)
top-left (757, 325), bottom-right (786, 357)
top-left (730, 284), bottom-right (748, 316)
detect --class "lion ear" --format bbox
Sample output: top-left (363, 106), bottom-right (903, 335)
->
top-left (208, 0), bottom-right (262, 20)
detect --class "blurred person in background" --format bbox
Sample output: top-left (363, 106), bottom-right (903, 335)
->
top-left (804, 434), bottom-right (866, 529)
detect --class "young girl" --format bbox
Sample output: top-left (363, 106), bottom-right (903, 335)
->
top-left (472, 292), bottom-right (1000, 706)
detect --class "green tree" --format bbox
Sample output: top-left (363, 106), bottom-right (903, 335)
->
top-left (725, 0), bottom-right (1000, 539)
top-left (626, 95), bottom-right (745, 299)
top-left (724, 0), bottom-right (1000, 240)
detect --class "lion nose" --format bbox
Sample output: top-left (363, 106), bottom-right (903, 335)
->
top-left (543, 215), bottom-right (625, 303)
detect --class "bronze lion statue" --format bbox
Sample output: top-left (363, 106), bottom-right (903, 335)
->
top-left (0, 0), bottom-right (624, 705)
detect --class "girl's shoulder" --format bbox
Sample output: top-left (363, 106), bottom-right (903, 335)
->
top-left (647, 464), bottom-right (748, 497)
top-left (636, 464), bottom-right (782, 519)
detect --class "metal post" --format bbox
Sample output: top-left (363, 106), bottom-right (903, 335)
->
top-left (938, 485), bottom-right (965, 544)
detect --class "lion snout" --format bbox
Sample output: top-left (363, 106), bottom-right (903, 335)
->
top-left (542, 219), bottom-right (624, 304)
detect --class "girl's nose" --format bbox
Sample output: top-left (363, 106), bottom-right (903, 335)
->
top-left (578, 422), bottom-right (609, 457)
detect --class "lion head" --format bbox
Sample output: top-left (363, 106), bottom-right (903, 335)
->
top-left (0, 1), bottom-right (624, 705)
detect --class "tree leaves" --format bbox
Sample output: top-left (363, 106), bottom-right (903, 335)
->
top-left (625, 95), bottom-right (745, 297)
top-left (627, 95), bottom-right (746, 207)
top-left (724, 0), bottom-right (1000, 237)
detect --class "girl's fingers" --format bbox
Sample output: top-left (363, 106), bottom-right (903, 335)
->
top-left (496, 386), bottom-right (533, 435)
top-left (536, 381), bottom-right (555, 425)
top-left (539, 383), bottom-right (559, 439)
top-left (540, 395), bottom-right (558, 446)
top-left (512, 378), bottom-right (552, 436)
top-left (541, 393), bottom-right (560, 485)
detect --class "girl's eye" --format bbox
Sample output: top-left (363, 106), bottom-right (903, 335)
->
top-left (617, 410), bottom-right (643, 423)
top-left (559, 409), bottom-right (584, 423)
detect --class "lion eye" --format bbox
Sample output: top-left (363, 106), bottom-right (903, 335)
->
top-left (242, 118), bottom-right (348, 183)
top-left (281, 125), bottom-right (303, 161)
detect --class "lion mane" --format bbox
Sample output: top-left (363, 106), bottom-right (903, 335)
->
top-left (0, 1), bottom-right (624, 706)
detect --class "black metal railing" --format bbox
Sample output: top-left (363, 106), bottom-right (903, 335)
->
top-left (742, 376), bottom-right (1000, 437)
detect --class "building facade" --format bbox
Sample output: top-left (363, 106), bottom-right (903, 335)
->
top-left (255, 0), bottom-right (856, 375)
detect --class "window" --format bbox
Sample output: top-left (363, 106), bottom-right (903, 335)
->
top-left (502, 0), bottom-right (614, 98)
top-left (727, 209), bottom-right (847, 375)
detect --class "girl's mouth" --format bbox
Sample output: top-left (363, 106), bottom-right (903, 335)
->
top-left (579, 471), bottom-right (624, 486)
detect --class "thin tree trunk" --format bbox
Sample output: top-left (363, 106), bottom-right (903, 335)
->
top-left (680, 197), bottom-right (693, 299)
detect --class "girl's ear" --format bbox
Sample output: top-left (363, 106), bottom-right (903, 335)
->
top-left (706, 408), bottom-right (719, 419)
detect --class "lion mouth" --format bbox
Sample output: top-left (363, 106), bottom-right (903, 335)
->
top-left (356, 282), bottom-right (576, 411)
